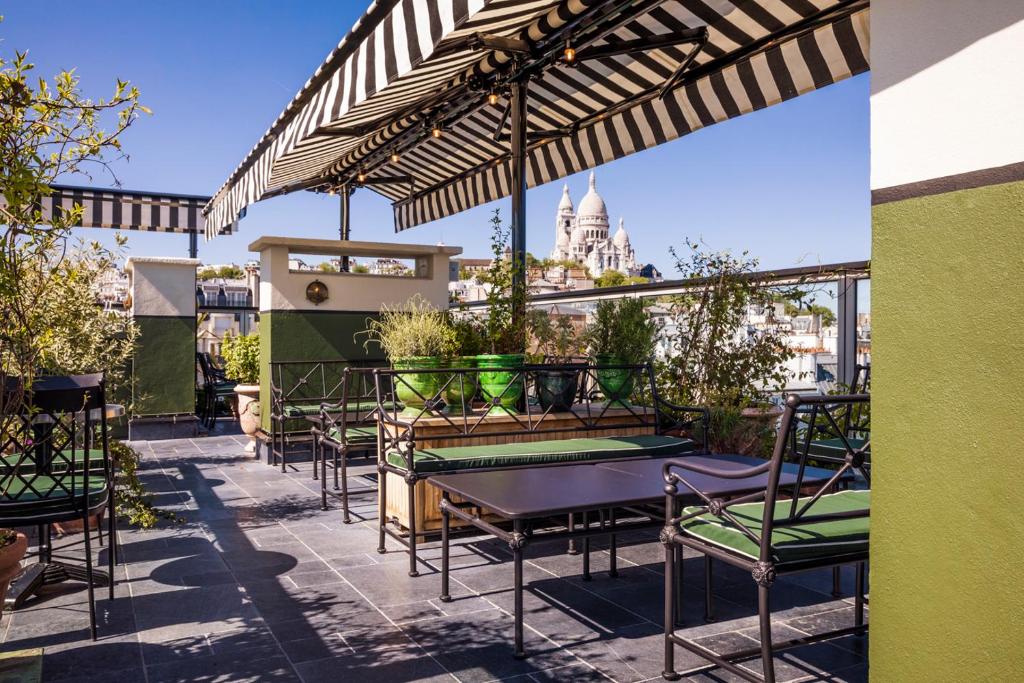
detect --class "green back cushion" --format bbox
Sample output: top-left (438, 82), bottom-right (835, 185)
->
top-left (387, 434), bottom-right (697, 473)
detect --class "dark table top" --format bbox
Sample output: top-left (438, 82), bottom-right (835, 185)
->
top-left (429, 455), bottom-right (838, 520)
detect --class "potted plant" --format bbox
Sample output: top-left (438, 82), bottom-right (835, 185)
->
top-left (445, 315), bottom-right (484, 415)
top-left (362, 295), bottom-right (455, 416)
top-left (583, 298), bottom-right (659, 408)
top-left (475, 211), bottom-right (527, 415)
top-left (0, 529), bottom-right (28, 614)
top-left (656, 241), bottom-right (803, 456)
top-left (222, 332), bottom-right (261, 450)
top-left (528, 308), bottom-right (583, 412)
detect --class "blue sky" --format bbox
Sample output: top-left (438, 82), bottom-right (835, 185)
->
top-left (3, 2), bottom-right (870, 276)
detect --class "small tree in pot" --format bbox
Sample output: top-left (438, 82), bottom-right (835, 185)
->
top-left (656, 241), bottom-right (805, 455)
top-left (222, 332), bottom-right (261, 448)
top-left (476, 210), bottom-right (527, 415)
top-left (361, 295), bottom-right (456, 416)
top-left (444, 315), bottom-right (485, 415)
top-left (583, 298), bottom-right (660, 408)
top-left (528, 308), bottom-right (583, 411)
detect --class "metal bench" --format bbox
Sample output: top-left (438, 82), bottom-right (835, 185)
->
top-left (373, 361), bottom-right (710, 577)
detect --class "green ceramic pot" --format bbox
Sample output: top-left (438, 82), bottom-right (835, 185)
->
top-left (444, 356), bottom-right (478, 415)
top-left (534, 367), bottom-right (580, 412)
top-left (393, 356), bottom-right (443, 417)
top-left (593, 353), bottom-right (634, 409)
top-left (475, 353), bottom-right (525, 416)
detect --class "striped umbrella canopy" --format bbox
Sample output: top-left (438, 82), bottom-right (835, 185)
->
top-left (42, 185), bottom-right (216, 234)
top-left (204, 0), bottom-right (869, 238)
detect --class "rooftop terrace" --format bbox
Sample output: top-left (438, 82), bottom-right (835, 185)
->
top-left (2, 432), bottom-right (866, 683)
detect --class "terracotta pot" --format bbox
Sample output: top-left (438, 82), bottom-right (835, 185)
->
top-left (235, 384), bottom-right (261, 452)
top-left (0, 531), bottom-right (28, 614)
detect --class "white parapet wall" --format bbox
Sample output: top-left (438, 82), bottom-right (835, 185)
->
top-left (124, 257), bottom-right (201, 431)
top-left (248, 237), bottom-right (461, 313)
top-left (247, 237), bottom-right (462, 431)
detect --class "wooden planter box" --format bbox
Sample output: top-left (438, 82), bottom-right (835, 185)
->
top-left (383, 406), bottom-right (657, 534)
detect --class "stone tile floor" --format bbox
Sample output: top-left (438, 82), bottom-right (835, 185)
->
top-left (1, 433), bottom-right (867, 682)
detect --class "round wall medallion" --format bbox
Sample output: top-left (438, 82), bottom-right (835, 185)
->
top-left (306, 280), bottom-right (329, 305)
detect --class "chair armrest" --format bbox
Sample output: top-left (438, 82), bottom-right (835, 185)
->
top-left (662, 456), bottom-right (771, 484)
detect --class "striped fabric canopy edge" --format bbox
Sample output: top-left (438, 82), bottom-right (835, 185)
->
top-left (203, 0), bottom-right (871, 238)
top-left (45, 185), bottom-right (218, 234)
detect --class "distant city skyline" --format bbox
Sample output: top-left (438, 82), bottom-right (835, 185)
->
top-left (3, 2), bottom-right (869, 277)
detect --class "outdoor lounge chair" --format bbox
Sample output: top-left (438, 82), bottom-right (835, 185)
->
top-left (311, 367), bottom-right (386, 521)
top-left (661, 393), bottom-right (870, 683)
top-left (196, 351), bottom-right (236, 429)
top-left (374, 361), bottom-right (709, 577)
top-left (267, 360), bottom-right (374, 472)
top-left (0, 374), bottom-right (117, 641)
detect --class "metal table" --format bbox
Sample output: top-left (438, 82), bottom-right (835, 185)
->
top-left (5, 404), bottom-right (124, 610)
top-left (431, 455), bottom-right (840, 658)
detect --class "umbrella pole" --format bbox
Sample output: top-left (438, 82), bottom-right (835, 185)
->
top-left (509, 77), bottom-right (529, 341)
top-left (339, 183), bottom-right (351, 272)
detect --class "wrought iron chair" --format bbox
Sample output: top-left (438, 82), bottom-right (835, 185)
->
top-left (661, 393), bottom-right (870, 683)
top-left (196, 352), bottom-right (236, 428)
top-left (312, 367), bottom-right (387, 521)
top-left (0, 373), bottom-right (117, 640)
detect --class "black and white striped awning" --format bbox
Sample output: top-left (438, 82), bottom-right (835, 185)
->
top-left (38, 184), bottom-right (222, 234)
top-left (205, 0), bottom-right (869, 237)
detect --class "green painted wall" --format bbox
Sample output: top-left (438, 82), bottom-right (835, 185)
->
top-left (259, 310), bottom-right (384, 430)
top-left (133, 315), bottom-right (196, 417)
top-left (871, 179), bottom-right (1024, 680)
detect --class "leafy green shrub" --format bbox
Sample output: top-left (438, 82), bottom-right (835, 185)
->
top-left (111, 440), bottom-right (178, 528)
top-left (360, 294), bottom-right (456, 361)
top-left (449, 314), bottom-right (486, 357)
top-left (481, 210), bottom-right (526, 354)
top-left (528, 309), bottom-right (582, 363)
top-left (582, 298), bottom-right (659, 363)
top-left (221, 333), bottom-right (260, 384)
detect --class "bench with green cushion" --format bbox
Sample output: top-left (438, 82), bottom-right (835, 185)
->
top-left (807, 436), bottom-right (869, 459)
top-left (387, 434), bottom-right (698, 474)
top-left (680, 489), bottom-right (870, 564)
top-left (2, 449), bottom-right (107, 476)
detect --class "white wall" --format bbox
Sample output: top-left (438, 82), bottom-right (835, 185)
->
top-left (258, 245), bottom-right (454, 313)
top-left (871, 2), bottom-right (1024, 189)
top-left (126, 257), bottom-right (199, 317)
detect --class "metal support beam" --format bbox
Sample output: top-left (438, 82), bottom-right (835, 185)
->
top-left (509, 77), bottom-right (529, 340)
top-left (339, 185), bottom-right (351, 272)
top-left (836, 274), bottom-right (858, 389)
top-left (188, 230), bottom-right (198, 259)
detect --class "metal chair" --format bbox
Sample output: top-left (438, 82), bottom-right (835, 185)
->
top-left (661, 393), bottom-right (870, 682)
top-left (312, 367), bottom-right (384, 521)
top-left (0, 373), bottom-right (117, 641)
top-left (197, 352), bottom-right (236, 428)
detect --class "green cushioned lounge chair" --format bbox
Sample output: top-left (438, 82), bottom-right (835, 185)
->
top-left (662, 393), bottom-right (871, 683)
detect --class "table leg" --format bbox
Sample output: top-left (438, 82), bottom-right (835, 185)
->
top-left (585, 510), bottom-right (593, 580)
top-left (513, 519), bottom-right (526, 659)
top-left (609, 508), bottom-right (618, 578)
top-left (567, 513), bottom-right (578, 555)
top-left (664, 535), bottom-right (679, 680)
top-left (440, 493), bottom-right (452, 603)
top-left (704, 555), bottom-right (715, 622)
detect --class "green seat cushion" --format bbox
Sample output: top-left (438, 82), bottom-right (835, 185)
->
top-left (807, 437), bottom-right (869, 459)
top-left (2, 449), bottom-right (107, 476)
top-left (1, 474), bottom-right (108, 505)
top-left (325, 425), bottom-right (377, 444)
top-left (387, 434), bottom-right (697, 474)
top-left (680, 489), bottom-right (870, 564)
top-left (281, 401), bottom-right (387, 418)
top-left (208, 381), bottom-right (237, 394)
